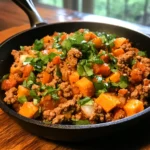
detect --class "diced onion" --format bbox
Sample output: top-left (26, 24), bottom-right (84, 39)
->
top-left (20, 54), bottom-right (30, 63)
top-left (81, 105), bottom-right (94, 117)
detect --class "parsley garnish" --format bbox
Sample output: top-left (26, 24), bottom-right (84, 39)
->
top-left (77, 59), bottom-right (93, 77)
top-left (20, 46), bottom-right (24, 50)
top-left (72, 119), bottom-right (90, 125)
top-left (77, 97), bottom-right (93, 106)
top-left (23, 53), bottom-right (59, 72)
top-left (42, 86), bottom-right (60, 101)
top-left (111, 75), bottom-right (129, 88)
top-left (138, 51), bottom-right (147, 57)
top-left (18, 96), bottom-right (27, 104)
top-left (22, 72), bottom-right (36, 88)
top-left (33, 39), bottom-right (44, 51)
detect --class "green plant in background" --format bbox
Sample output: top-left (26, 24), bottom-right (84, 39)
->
top-left (40, 0), bottom-right (62, 7)
top-left (38, 0), bottom-right (150, 26)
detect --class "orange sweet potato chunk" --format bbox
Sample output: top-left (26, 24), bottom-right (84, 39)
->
top-left (123, 99), bottom-right (144, 116)
top-left (75, 77), bottom-right (94, 97)
top-left (95, 93), bottom-right (120, 112)
top-left (19, 102), bottom-right (38, 118)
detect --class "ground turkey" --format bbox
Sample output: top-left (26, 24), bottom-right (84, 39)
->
top-left (66, 48), bottom-right (82, 68)
top-left (4, 87), bottom-right (17, 104)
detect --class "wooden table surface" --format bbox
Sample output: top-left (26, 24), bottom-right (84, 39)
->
top-left (0, 0), bottom-right (150, 150)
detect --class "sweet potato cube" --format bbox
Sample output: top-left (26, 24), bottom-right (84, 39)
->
top-left (95, 93), bottom-right (120, 112)
top-left (106, 72), bottom-right (121, 83)
top-left (75, 77), bottom-right (94, 97)
top-left (69, 71), bottom-right (80, 85)
top-left (17, 85), bottom-right (30, 98)
top-left (123, 99), bottom-right (144, 116)
top-left (19, 102), bottom-right (38, 118)
top-left (114, 37), bottom-right (127, 48)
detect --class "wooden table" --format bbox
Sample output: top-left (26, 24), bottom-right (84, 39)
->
top-left (0, 0), bottom-right (150, 149)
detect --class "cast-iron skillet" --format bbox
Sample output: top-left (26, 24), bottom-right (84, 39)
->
top-left (0, 0), bottom-right (150, 142)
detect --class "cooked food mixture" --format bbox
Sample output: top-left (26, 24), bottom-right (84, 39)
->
top-left (1, 29), bottom-right (150, 125)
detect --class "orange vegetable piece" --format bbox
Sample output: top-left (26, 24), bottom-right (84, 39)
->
top-left (106, 72), bottom-right (121, 83)
top-left (69, 71), bottom-right (80, 85)
top-left (100, 54), bottom-right (109, 63)
top-left (130, 69), bottom-right (142, 83)
top-left (72, 86), bottom-right (80, 95)
top-left (114, 37), bottom-right (127, 48)
top-left (93, 63), bottom-right (111, 77)
top-left (40, 71), bottom-right (52, 84)
top-left (113, 109), bottom-right (126, 120)
top-left (40, 95), bottom-right (58, 111)
top-left (1, 78), bottom-right (17, 91)
top-left (43, 35), bottom-right (52, 43)
top-left (123, 99), bottom-right (144, 116)
top-left (18, 102), bottom-right (38, 118)
top-left (136, 62), bottom-right (146, 72)
top-left (52, 56), bottom-right (61, 65)
top-left (113, 48), bottom-right (125, 56)
top-left (95, 93), bottom-right (120, 112)
top-left (92, 37), bottom-right (102, 48)
top-left (84, 32), bottom-right (97, 41)
top-left (75, 77), bottom-right (94, 97)
top-left (118, 89), bottom-right (128, 96)
top-left (17, 85), bottom-right (30, 98)
top-left (60, 33), bottom-right (68, 41)
top-left (10, 64), bottom-right (21, 74)
top-left (23, 64), bottom-right (33, 78)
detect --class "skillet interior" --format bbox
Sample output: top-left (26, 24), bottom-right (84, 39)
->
top-left (0, 21), bottom-right (150, 141)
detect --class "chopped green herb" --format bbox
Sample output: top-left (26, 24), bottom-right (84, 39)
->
top-left (33, 39), bottom-right (44, 51)
top-left (43, 120), bottom-right (52, 124)
top-left (77, 97), bottom-right (93, 106)
top-left (18, 96), bottom-right (27, 104)
top-left (109, 63), bottom-right (118, 73)
top-left (138, 51), bottom-right (147, 57)
top-left (51, 93), bottom-right (60, 101)
top-left (77, 59), bottom-right (93, 76)
top-left (22, 72), bottom-right (36, 88)
top-left (30, 90), bottom-right (40, 100)
top-left (111, 75), bottom-right (129, 89)
top-left (20, 46), bottom-right (24, 50)
top-left (0, 74), bottom-right (9, 82)
top-left (72, 119), bottom-right (90, 125)
top-left (42, 86), bottom-right (60, 101)
top-left (131, 59), bottom-right (137, 66)
top-left (97, 32), bottom-right (116, 51)
top-left (56, 65), bottom-right (62, 77)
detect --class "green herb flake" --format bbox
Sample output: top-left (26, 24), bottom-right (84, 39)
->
top-left (42, 86), bottom-right (60, 101)
top-left (56, 65), bottom-right (62, 77)
top-left (30, 90), bottom-right (40, 100)
top-left (77, 97), bottom-right (93, 106)
top-left (20, 46), bottom-right (24, 50)
top-left (18, 96), bottom-right (27, 104)
top-left (72, 119), bottom-right (90, 125)
top-left (138, 51), bottom-right (147, 57)
top-left (33, 39), bottom-right (44, 51)
top-left (43, 120), bottom-right (52, 125)
top-left (0, 74), bottom-right (9, 82)
top-left (77, 60), bottom-right (93, 77)
top-left (111, 75), bottom-right (129, 89)
top-left (22, 72), bottom-right (36, 88)
top-left (131, 59), bottom-right (137, 66)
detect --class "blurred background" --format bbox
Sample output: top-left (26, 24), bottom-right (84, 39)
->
top-left (34, 0), bottom-right (150, 27)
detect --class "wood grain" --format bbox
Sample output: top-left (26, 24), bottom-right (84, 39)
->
top-left (0, 0), bottom-right (150, 150)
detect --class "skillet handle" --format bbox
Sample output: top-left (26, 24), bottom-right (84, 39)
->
top-left (12, 0), bottom-right (47, 27)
